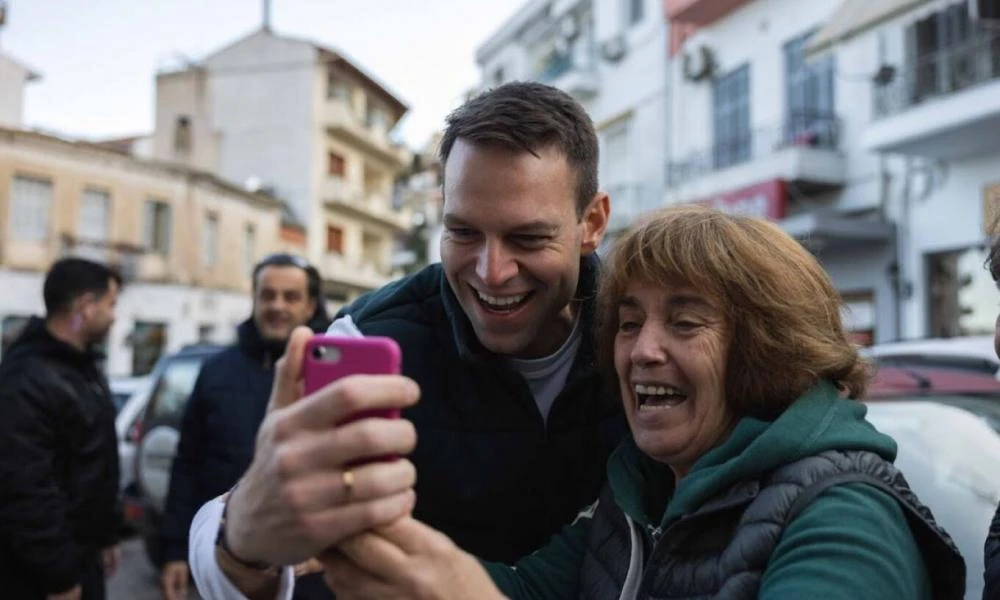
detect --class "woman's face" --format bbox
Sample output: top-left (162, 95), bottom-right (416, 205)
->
top-left (614, 280), bottom-right (735, 478)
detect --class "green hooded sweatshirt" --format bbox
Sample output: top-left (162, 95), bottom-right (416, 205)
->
top-left (484, 382), bottom-right (933, 599)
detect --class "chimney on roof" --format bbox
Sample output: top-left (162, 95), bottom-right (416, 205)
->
top-left (262, 0), bottom-right (271, 32)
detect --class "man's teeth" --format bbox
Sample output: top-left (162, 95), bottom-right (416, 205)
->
top-left (635, 384), bottom-right (684, 396)
top-left (477, 291), bottom-right (526, 307)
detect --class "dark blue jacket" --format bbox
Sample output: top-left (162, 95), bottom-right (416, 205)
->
top-left (161, 320), bottom-right (279, 563)
top-left (338, 256), bottom-right (628, 563)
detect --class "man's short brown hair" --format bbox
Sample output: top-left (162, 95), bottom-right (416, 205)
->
top-left (438, 81), bottom-right (599, 217)
top-left (596, 204), bottom-right (870, 419)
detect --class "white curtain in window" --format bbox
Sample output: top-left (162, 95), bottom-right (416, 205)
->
top-left (10, 176), bottom-right (53, 242)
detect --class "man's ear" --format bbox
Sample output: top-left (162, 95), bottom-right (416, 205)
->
top-left (580, 192), bottom-right (610, 256)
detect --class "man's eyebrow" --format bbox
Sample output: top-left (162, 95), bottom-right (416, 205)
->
top-left (511, 221), bottom-right (559, 234)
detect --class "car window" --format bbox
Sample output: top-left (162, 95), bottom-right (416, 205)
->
top-left (145, 356), bottom-right (206, 422)
top-left (111, 392), bottom-right (130, 414)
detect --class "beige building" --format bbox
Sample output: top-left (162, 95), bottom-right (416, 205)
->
top-left (0, 126), bottom-right (285, 376)
top-left (149, 28), bottom-right (413, 307)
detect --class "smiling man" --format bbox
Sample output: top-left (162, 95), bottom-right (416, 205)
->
top-left (187, 81), bottom-right (629, 599)
top-left (159, 254), bottom-right (330, 600)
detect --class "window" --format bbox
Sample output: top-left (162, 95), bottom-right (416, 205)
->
top-left (626, 0), bottom-right (644, 26)
top-left (784, 31), bottom-right (836, 146)
top-left (79, 188), bottom-right (110, 242)
top-left (328, 152), bottom-right (346, 176)
top-left (927, 246), bottom-right (996, 337)
top-left (143, 199), bottom-right (172, 255)
top-left (131, 321), bottom-right (167, 376)
top-left (145, 355), bottom-right (204, 418)
top-left (366, 105), bottom-right (388, 131)
top-left (712, 65), bottom-right (751, 169)
top-left (0, 315), bottom-right (30, 359)
top-left (9, 175), bottom-right (52, 242)
top-left (327, 225), bottom-right (344, 254)
top-left (202, 213), bottom-right (219, 267)
top-left (244, 224), bottom-right (256, 274)
top-left (174, 115), bottom-right (192, 153)
top-left (327, 72), bottom-right (351, 101)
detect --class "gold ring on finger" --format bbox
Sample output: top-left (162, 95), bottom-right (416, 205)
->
top-left (342, 469), bottom-right (355, 502)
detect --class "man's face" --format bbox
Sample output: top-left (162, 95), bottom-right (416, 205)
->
top-left (253, 266), bottom-right (317, 343)
top-left (440, 139), bottom-right (608, 358)
top-left (80, 279), bottom-right (119, 345)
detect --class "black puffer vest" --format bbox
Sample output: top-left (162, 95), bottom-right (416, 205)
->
top-left (580, 449), bottom-right (965, 600)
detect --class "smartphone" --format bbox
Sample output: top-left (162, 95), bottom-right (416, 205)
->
top-left (303, 335), bottom-right (404, 426)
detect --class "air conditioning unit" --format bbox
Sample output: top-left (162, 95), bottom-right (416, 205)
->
top-left (601, 35), bottom-right (627, 62)
top-left (682, 45), bottom-right (716, 82)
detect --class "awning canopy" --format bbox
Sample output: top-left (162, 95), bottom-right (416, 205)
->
top-left (806, 0), bottom-right (931, 59)
top-left (781, 213), bottom-right (896, 250)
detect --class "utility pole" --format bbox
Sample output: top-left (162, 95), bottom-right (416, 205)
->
top-left (262, 0), bottom-right (271, 32)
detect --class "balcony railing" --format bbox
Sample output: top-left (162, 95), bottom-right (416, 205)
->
top-left (666, 113), bottom-right (841, 188)
top-left (874, 32), bottom-right (1000, 119)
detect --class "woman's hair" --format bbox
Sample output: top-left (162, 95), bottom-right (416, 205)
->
top-left (596, 204), bottom-right (870, 419)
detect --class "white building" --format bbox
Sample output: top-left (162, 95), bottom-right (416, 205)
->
top-left (0, 52), bottom-right (41, 128)
top-left (665, 0), bottom-right (901, 344)
top-left (475, 0), bottom-right (669, 233)
top-left (151, 27), bottom-right (414, 304)
top-left (806, 0), bottom-right (1000, 342)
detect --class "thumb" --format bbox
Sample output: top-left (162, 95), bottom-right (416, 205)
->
top-left (268, 326), bottom-right (313, 412)
top-left (374, 517), bottom-right (448, 555)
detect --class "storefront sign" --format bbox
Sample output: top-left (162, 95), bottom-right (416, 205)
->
top-left (692, 179), bottom-right (787, 221)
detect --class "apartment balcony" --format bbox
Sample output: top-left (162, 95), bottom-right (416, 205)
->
top-left (322, 178), bottom-right (411, 232)
top-left (321, 252), bottom-right (397, 294)
top-left (323, 99), bottom-right (409, 168)
top-left (664, 0), bottom-right (750, 26)
top-left (537, 53), bottom-right (599, 100)
top-left (666, 114), bottom-right (846, 205)
top-left (865, 33), bottom-right (1000, 159)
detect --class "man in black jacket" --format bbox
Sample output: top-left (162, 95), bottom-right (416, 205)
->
top-left (159, 253), bottom-right (330, 600)
top-left (0, 258), bottom-right (123, 600)
top-left (189, 81), bottom-right (628, 597)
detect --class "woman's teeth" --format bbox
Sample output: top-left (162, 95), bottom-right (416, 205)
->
top-left (635, 384), bottom-right (688, 409)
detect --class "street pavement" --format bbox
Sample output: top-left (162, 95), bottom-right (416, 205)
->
top-left (108, 536), bottom-right (202, 600)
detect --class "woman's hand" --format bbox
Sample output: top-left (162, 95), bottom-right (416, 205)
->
top-left (323, 517), bottom-right (507, 600)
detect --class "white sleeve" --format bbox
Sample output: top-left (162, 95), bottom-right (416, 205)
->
top-left (188, 496), bottom-right (296, 600)
top-left (325, 315), bottom-right (364, 337)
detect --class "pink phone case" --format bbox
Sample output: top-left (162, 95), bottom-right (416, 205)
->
top-left (303, 335), bottom-right (403, 466)
top-left (304, 335), bottom-right (403, 420)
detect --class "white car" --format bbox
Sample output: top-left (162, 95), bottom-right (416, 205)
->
top-left (113, 376), bottom-right (152, 493)
top-left (108, 375), bottom-right (150, 415)
top-left (865, 397), bottom-right (1000, 599)
top-left (864, 335), bottom-right (998, 378)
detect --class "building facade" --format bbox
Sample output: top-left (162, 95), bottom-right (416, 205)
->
top-left (150, 28), bottom-right (413, 306)
top-left (0, 127), bottom-right (284, 376)
top-left (807, 0), bottom-right (1000, 341)
top-left (665, 0), bottom-right (899, 344)
top-left (476, 0), bottom-right (669, 234)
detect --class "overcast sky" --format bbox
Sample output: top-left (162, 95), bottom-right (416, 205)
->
top-left (1, 0), bottom-right (526, 149)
